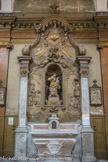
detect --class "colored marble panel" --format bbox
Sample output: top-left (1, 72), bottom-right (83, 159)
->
top-left (73, 31), bottom-right (98, 39)
top-left (0, 107), bottom-right (5, 115)
top-left (15, 133), bottom-right (27, 158)
top-left (0, 48), bottom-right (9, 87)
top-left (12, 31), bottom-right (36, 39)
top-left (101, 48), bottom-right (108, 114)
top-left (19, 78), bottom-right (27, 126)
top-left (0, 31), bottom-right (10, 38)
top-left (0, 48), bottom-right (9, 115)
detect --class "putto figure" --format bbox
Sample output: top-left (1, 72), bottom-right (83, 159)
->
top-left (48, 73), bottom-right (60, 97)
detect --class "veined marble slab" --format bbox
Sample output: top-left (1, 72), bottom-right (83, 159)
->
top-left (19, 78), bottom-right (28, 126)
top-left (81, 78), bottom-right (90, 126)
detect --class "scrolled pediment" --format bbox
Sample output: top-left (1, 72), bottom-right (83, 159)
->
top-left (22, 5), bottom-right (86, 57)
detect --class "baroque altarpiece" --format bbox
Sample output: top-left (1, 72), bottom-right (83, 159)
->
top-left (27, 17), bottom-right (82, 123)
top-left (15, 11), bottom-right (96, 162)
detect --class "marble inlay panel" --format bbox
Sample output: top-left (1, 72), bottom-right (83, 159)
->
top-left (16, 133), bottom-right (27, 158)
top-left (82, 133), bottom-right (93, 156)
top-left (19, 78), bottom-right (27, 126)
top-left (81, 78), bottom-right (90, 125)
top-left (0, 48), bottom-right (9, 115)
top-left (33, 138), bottom-right (76, 158)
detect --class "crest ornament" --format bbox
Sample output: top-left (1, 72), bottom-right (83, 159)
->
top-left (47, 140), bottom-right (62, 155)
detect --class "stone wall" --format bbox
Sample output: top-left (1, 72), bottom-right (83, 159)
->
top-left (14, 0), bottom-right (95, 13)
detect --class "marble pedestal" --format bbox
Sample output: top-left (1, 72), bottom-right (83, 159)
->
top-left (81, 126), bottom-right (96, 162)
top-left (15, 127), bottom-right (28, 160)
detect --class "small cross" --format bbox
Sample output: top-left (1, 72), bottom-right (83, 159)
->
top-left (93, 79), bottom-right (97, 84)
top-left (93, 79), bottom-right (98, 87)
top-left (50, 3), bottom-right (59, 14)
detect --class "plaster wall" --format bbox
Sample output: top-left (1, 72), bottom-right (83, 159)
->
top-left (96, 0), bottom-right (108, 11)
top-left (6, 45), bottom-right (24, 115)
top-left (0, 0), bottom-right (14, 13)
top-left (14, 0), bottom-right (95, 12)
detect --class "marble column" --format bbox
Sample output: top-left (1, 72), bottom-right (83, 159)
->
top-left (15, 56), bottom-right (32, 160)
top-left (77, 56), bottom-right (96, 162)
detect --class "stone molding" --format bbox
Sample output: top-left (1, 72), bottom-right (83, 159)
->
top-left (0, 15), bottom-right (108, 44)
top-left (97, 42), bottom-right (108, 49)
top-left (0, 16), bottom-right (108, 31)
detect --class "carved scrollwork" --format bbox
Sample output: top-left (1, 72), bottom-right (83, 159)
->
top-left (22, 33), bottom-right (41, 56)
top-left (28, 85), bottom-right (41, 106)
top-left (28, 72), bottom-right (41, 107)
top-left (69, 33), bottom-right (86, 55)
top-left (69, 95), bottom-right (80, 111)
top-left (36, 47), bottom-right (70, 68)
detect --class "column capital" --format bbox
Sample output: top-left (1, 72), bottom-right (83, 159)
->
top-left (77, 56), bottom-right (92, 77)
top-left (18, 56), bottom-right (32, 64)
top-left (17, 56), bottom-right (32, 77)
top-left (0, 42), bottom-right (13, 49)
top-left (97, 42), bottom-right (108, 49)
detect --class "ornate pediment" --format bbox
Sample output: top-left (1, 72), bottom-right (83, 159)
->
top-left (22, 5), bottom-right (86, 57)
top-left (31, 25), bottom-right (75, 68)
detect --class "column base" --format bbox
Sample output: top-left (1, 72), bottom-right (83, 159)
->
top-left (82, 156), bottom-right (96, 162)
top-left (81, 126), bottom-right (96, 162)
top-left (14, 126), bottom-right (28, 160)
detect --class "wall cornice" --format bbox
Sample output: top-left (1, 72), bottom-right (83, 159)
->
top-left (0, 15), bottom-right (108, 44)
